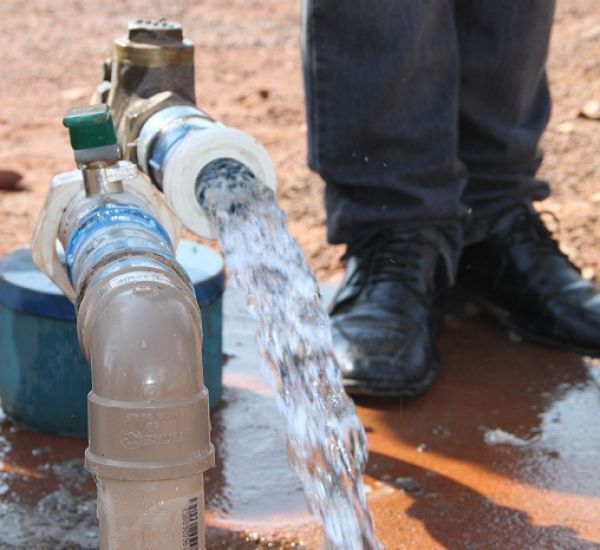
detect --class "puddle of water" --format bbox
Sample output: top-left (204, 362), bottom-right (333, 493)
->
top-left (206, 386), bottom-right (308, 524)
top-left (197, 159), bottom-right (381, 549)
top-left (0, 491), bottom-right (97, 549)
top-left (0, 457), bottom-right (98, 549)
top-left (522, 372), bottom-right (600, 496)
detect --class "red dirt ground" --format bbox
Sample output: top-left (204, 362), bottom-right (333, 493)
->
top-left (0, 4), bottom-right (599, 548)
top-left (0, 0), bottom-right (598, 280)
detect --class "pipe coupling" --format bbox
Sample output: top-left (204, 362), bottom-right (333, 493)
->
top-left (136, 105), bottom-right (276, 239)
top-left (79, 258), bottom-right (214, 482)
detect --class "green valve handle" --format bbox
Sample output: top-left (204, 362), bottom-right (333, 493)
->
top-left (63, 104), bottom-right (117, 151)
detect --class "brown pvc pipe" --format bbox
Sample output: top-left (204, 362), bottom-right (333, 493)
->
top-left (77, 259), bottom-right (214, 549)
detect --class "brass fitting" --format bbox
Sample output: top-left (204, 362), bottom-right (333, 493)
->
top-left (102, 19), bottom-right (197, 162)
top-left (93, 20), bottom-right (277, 241)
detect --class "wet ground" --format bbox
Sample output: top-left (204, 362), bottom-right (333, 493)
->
top-left (1, 286), bottom-right (599, 548)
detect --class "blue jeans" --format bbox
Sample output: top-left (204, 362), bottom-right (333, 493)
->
top-left (302, 0), bottom-right (555, 251)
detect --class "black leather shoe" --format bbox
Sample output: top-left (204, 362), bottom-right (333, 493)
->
top-left (457, 205), bottom-right (600, 356)
top-left (330, 226), bottom-right (453, 397)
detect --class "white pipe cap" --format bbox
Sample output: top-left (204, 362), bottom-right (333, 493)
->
top-left (161, 127), bottom-right (276, 239)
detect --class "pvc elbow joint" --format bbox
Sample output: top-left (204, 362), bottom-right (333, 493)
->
top-left (73, 206), bottom-right (213, 548)
top-left (65, 198), bottom-right (214, 483)
top-left (79, 258), bottom-right (213, 481)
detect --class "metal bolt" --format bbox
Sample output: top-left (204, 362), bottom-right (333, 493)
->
top-left (128, 19), bottom-right (184, 45)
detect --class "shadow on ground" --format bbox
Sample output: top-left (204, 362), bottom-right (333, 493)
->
top-left (368, 450), bottom-right (598, 549)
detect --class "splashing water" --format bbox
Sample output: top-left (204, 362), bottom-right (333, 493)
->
top-left (197, 160), bottom-right (382, 549)
top-left (0, 458), bottom-right (98, 548)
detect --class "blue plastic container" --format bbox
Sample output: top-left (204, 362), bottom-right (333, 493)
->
top-left (0, 240), bottom-right (224, 437)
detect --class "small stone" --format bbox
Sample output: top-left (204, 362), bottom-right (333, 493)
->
top-left (580, 99), bottom-right (600, 120)
top-left (433, 425), bottom-right (452, 438)
top-left (582, 267), bottom-right (595, 281)
top-left (31, 446), bottom-right (52, 457)
top-left (556, 121), bottom-right (574, 133)
top-left (394, 476), bottom-right (424, 495)
top-left (582, 25), bottom-right (600, 40)
top-left (61, 87), bottom-right (90, 101)
top-left (0, 170), bottom-right (23, 191)
top-left (416, 443), bottom-right (430, 453)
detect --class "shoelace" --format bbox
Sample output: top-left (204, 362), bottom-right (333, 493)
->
top-left (343, 227), bottom-right (439, 302)
top-left (492, 205), bottom-right (574, 262)
top-left (485, 205), bottom-right (584, 293)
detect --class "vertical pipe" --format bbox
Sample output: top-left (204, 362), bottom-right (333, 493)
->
top-left (66, 199), bottom-right (213, 550)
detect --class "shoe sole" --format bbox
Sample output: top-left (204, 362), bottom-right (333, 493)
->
top-left (452, 289), bottom-right (600, 359)
top-left (341, 360), bottom-right (441, 398)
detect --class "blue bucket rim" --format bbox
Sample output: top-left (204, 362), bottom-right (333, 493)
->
top-left (0, 241), bottom-right (225, 320)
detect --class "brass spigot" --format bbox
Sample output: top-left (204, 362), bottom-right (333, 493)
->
top-left (98, 19), bottom-right (197, 163)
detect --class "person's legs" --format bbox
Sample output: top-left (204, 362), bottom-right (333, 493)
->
top-left (455, 0), bottom-right (600, 356)
top-left (301, 0), bottom-right (465, 395)
top-left (455, 0), bottom-right (555, 238)
top-left (302, 0), bottom-right (467, 248)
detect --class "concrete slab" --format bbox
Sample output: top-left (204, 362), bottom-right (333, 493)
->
top-left (1, 286), bottom-right (599, 548)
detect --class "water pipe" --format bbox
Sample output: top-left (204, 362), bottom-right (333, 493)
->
top-left (85, 21), bottom-right (380, 547)
top-left (32, 105), bottom-right (213, 550)
top-left (96, 19), bottom-right (276, 239)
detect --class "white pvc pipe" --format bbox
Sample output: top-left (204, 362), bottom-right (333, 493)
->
top-left (137, 105), bottom-right (277, 240)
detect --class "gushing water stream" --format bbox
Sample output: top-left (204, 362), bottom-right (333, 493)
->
top-left (197, 160), bottom-right (382, 549)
